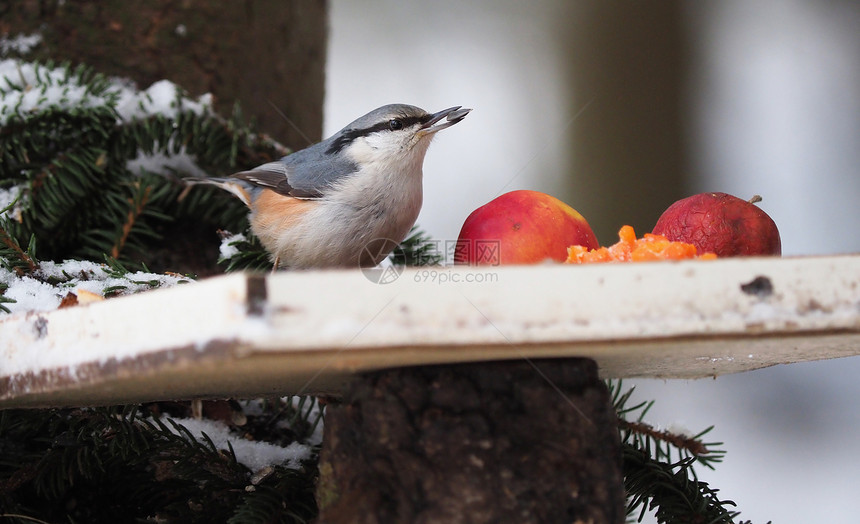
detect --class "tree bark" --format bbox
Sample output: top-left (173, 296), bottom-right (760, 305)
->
top-left (564, 2), bottom-right (689, 242)
top-left (317, 358), bottom-right (624, 524)
top-left (1, 0), bottom-right (326, 149)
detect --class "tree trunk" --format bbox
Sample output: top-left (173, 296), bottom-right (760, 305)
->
top-left (1, 0), bottom-right (326, 149)
top-left (564, 1), bottom-right (689, 241)
top-left (317, 358), bottom-right (625, 524)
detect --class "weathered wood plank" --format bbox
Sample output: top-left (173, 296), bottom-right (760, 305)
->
top-left (2, 255), bottom-right (859, 408)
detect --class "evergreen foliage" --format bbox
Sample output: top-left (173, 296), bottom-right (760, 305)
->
top-left (0, 402), bottom-right (320, 523)
top-left (396, 227), bottom-right (444, 266)
top-left (0, 60), bottom-right (286, 276)
top-left (217, 231), bottom-right (279, 273)
top-left (611, 380), bottom-right (767, 524)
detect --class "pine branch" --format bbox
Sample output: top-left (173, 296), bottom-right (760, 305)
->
top-left (607, 380), bottom-right (757, 523)
top-left (618, 419), bottom-right (709, 458)
top-left (0, 403), bottom-right (319, 523)
top-left (396, 225), bottom-right (443, 266)
top-left (111, 182), bottom-right (152, 259)
top-left (2, 60), bottom-right (286, 274)
top-left (218, 231), bottom-right (273, 272)
top-left (0, 193), bottom-right (36, 276)
top-left (0, 221), bottom-right (37, 275)
top-left (0, 290), bottom-right (15, 314)
top-left (623, 447), bottom-right (741, 524)
top-left (227, 469), bottom-right (318, 524)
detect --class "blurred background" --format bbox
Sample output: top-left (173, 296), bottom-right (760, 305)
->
top-left (326, 1), bottom-right (860, 522)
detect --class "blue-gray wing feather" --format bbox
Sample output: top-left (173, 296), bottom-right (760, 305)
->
top-left (231, 138), bottom-right (359, 199)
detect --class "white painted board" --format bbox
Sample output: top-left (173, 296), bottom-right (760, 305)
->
top-left (2, 255), bottom-right (859, 408)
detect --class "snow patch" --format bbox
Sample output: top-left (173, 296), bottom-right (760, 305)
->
top-left (219, 233), bottom-right (247, 260)
top-left (663, 422), bottom-right (695, 439)
top-left (0, 33), bottom-right (43, 56)
top-left (0, 260), bottom-right (192, 315)
top-left (0, 269), bottom-right (62, 313)
top-left (162, 416), bottom-right (313, 472)
top-left (1, 59), bottom-right (213, 126)
top-left (115, 79), bottom-right (212, 121)
top-left (126, 140), bottom-right (210, 179)
top-left (0, 60), bottom-right (104, 123)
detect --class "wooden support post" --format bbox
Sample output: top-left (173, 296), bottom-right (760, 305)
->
top-left (316, 358), bottom-right (624, 524)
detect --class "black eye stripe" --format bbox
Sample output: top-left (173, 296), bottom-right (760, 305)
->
top-left (325, 115), bottom-right (429, 155)
top-left (399, 115), bottom-right (428, 128)
top-left (363, 115), bottom-right (425, 135)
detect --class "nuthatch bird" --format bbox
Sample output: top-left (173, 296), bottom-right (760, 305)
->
top-left (197, 104), bottom-right (471, 269)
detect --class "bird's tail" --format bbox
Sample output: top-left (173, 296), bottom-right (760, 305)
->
top-left (181, 177), bottom-right (253, 207)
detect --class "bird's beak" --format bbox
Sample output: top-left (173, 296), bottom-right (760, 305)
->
top-left (418, 106), bottom-right (472, 136)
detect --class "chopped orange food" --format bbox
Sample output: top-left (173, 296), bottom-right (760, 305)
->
top-left (566, 225), bottom-right (717, 264)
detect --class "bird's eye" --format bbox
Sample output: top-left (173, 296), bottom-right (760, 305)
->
top-left (388, 119), bottom-right (403, 131)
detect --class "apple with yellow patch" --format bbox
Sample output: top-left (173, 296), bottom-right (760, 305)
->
top-left (455, 190), bottom-right (599, 265)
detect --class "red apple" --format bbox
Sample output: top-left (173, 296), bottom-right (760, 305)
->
top-left (652, 192), bottom-right (781, 257)
top-left (455, 190), bottom-right (599, 265)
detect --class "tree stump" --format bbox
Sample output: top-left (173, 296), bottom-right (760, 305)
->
top-left (316, 358), bottom-right (624, 524)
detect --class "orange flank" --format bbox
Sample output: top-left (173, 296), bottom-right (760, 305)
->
top-left (566, 225), bottom-right (717, 264)
top-left (250, 189), bottom-right (316, 249)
